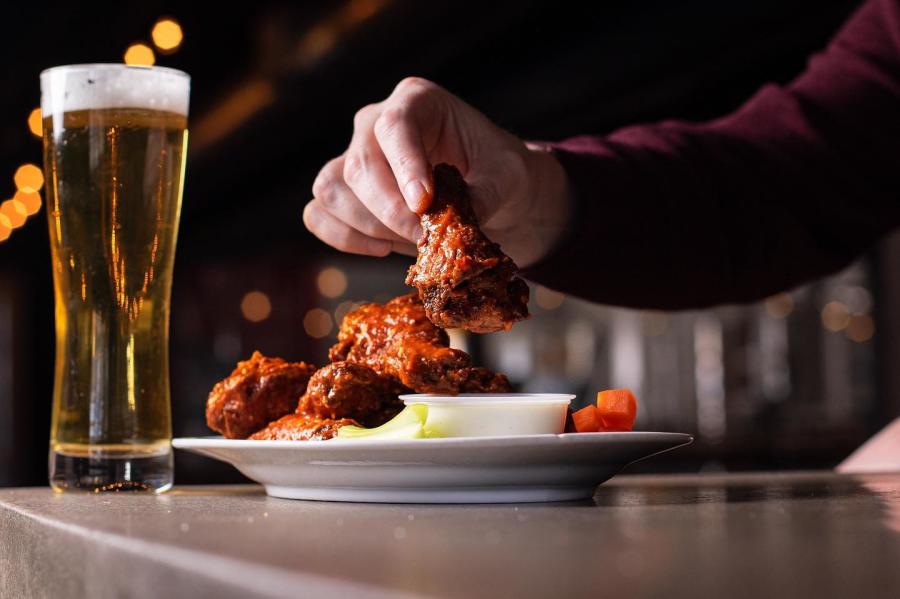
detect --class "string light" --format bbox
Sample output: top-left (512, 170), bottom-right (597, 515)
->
top-left (27, 108), bottom-right (42, 137)
top-left (151, 18), bottom-right (183, 53)
top-left (14, 163), bottom-right (43, 193)
top-left (1, 113), bottom-right (44, 244)
top-left (0, 199), bottom-right (27, 229)
top-left (3, 16), bottom-right (182, 245)
top-left (0, 214), bottom-right (12, 242)
top-left (124, 43), bottom-right (156, 66)
top-left (14, 190), bottom-right (41, 216)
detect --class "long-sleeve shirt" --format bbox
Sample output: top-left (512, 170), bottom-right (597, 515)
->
top-left (523, 0), bottom-right (900, 309)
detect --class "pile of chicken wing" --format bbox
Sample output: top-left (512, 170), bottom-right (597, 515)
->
top-left (206, 164), bottom-right (530, 440)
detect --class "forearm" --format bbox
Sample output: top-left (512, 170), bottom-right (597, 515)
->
top-left (523, 0), bottom-right (900, 309)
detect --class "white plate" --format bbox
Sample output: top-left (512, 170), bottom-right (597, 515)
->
top-left (173, 432), bottom-right (692, 504)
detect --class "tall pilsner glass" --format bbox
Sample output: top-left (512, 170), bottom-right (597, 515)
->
top-left (40, 64), bottom-right (190, 492)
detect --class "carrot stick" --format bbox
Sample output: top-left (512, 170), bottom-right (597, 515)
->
top-left (596, 389), bottom-right (638, 431)
top-left (571, 405), bottom-right (601, 433)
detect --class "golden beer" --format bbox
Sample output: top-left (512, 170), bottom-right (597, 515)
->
top-left (41, 65), bottom-right (189, 492)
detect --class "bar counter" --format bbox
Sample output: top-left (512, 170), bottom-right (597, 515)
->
top-left (2, 471), bottom-right (899, 598)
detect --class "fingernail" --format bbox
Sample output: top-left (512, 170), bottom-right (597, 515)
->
top-left (404, 180), bottom-right (428, 212)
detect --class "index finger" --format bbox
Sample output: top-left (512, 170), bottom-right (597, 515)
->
top-left (373, 78), bottom-right (441, 214)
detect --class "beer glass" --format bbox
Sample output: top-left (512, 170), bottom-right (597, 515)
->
top-left (40, 64), bottom-right (190, 492)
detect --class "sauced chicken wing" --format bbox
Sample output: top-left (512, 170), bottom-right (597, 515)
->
top-left (206, 351), bottom-right (317, 439)
top-left (298, 361), bottom-right (407, 427)
top-left (249, 414), bottom-right (358, 441)
top-left (448, 367), bottom-right (515, 394)
top-left (406, 164), bottom-right (529, 333)
top-left (329, 293), bottom-right (512, 394)
top-left (252, 362), bottom-right (405, 439)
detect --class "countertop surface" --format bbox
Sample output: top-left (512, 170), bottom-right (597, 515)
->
top-left (2, 471), bottom-right (900, 599)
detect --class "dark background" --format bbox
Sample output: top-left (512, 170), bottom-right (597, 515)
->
top-left (3, 0), bottom-right (896, 487)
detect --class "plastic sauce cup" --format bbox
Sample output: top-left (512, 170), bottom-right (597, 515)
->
top-left (399, 393), bottom-right (575, 438)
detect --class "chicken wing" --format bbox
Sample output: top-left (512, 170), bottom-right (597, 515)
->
top-left (329, 293), bottom-right (512, 394)
top-left (249, 414), bottom-right (358, 441)
top-left (205, 351), bottom-right (317, 439)
top-left (252, 361), bottom-right (406, 438)
top-left (298, 361), bottom-right (407, 427)
top-left (406, 163), bottom-right (530, 333)
top-left (448, 367), bottom-right (515, 393)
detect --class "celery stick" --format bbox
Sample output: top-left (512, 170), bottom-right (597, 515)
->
top-left (337, 404), bottom-right (431, 440)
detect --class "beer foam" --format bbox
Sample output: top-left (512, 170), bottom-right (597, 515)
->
top-left (40, 64), bottom-right (190, 116)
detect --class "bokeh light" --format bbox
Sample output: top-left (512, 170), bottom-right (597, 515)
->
top-left (334, 300), bottom-right (361, 323)
top-left (14, 163), bottom-right (43, 193)
top-left (296, 25), bottom-right (338, 68)
top-left (240, 291), bottom-right (272, 322)
top-left (317, 267), bottom-right (348, 298)
top-left (0, 199), bottom-right (27, 229)
top-left (835, 285), bottom-right (872, 315)
top-left (151, 18), bottom-right (183, 53)
top-left (349, 0), bottom-right (383, 21)
top-left (0, 214), bottom-right (12, 241)
top-left (14, 190), bottom-right (41, 216)
top-left (764, 293), bottom-right (794, 318)
top-left (821, 300), bottom-right (850, 332)
top-left (27, 108), bottom-right (42, 137)
top-left (534, 286), bottom-right (565, 310)
top-left (846, 314), bottom-right (875, 343)
top-left (124, 43), bottom-right (156, 66)
top-left (303, 308), bottom-right (333, 338)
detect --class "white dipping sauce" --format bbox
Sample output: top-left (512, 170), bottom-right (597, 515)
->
top-left (400, 394), bottom-right (574, 438)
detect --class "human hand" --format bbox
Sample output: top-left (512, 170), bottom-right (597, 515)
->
top-left (303, 77), bottom-right (570, 268)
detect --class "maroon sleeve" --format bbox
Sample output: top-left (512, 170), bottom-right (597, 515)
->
top-left (522, 0), bottom-right (900, 309)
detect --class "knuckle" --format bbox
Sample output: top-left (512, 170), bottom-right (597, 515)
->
top-left (396, 78), bottom-right (441, 110)
top-left (317, 186), bottom-right (339, 211)
top-left (343, 152), bottom-right (365, 182)
top-left (378, 199), bottom-right (403, 224)
top-left (302, 201), bottom-right (321, 230)
top-left (332, 228), bottom-right (356, 252)
top-left (359, 218), bottom-right (389, 238)
top-left (380, 201), bottom-right (415, 237)
top-left (312, 157), bottom-right (343, 198)
top-left (395, 76), bottom-right (432, 95)
top-left (393, 151), bottom-right (419, 175)
top-left (352, 104), bottom-right (377, 129)
top-left (311, 171), bottom-right (332, 199)
top-left (367, 240), bottom-right (391, 257)
top-left (373, 107), bottom-right (405, 137)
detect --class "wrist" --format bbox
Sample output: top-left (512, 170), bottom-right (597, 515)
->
top-left (521, 142), bottom-right (572, 268)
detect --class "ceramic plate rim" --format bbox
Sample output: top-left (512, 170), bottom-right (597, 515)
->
top-left (173, 431), bottom-right (693, 451)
